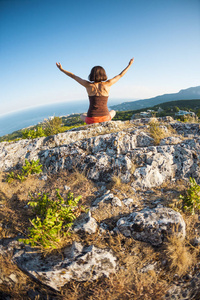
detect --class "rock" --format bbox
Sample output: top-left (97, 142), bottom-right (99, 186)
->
top-left (193, 237), bottom-right (200, 246)
top-left (122, 198), bottom-right (134, 206)
top-left (1, 120), bottom-right (200, 189)
top-left (92, 191), bottom-right (114, 206)
top-left (165, 272), bottom-right (200, 299)
top-left (112, 196), bottom-right (122, 207)
top-left (64, 185), bottom-right (70, 191)
top-left (116, 207), bottom-right (186, 246)
top-left (39, 174), bottom-right (47, 180)
top-left (160, 136), bottom-right (183, 145)
top-left (13, 242), bottom-right (117, 291)
top-left (72, 211), bottom-right (98, 234)
top-left (9, 274), bottom-right (18, 283)
top-left (92, 191), bottom-right (121, 207)
top-left (136, 132), bottom-right (154, 147)
top-left (140, 262), bottom-right (157, 273)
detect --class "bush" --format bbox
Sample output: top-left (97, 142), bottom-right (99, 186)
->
top-left (22, 117), bottom-right (64, 139)
top-left (21, 116), bottom-right (86, 140)
top-left (22, 126), bottom-right (46, 139)
top-left (179, 177), bottom-right (200, 215)
top-left (42, 116), bottom-right (63, 136)
top-left (19, 190), bottom-right (84, 249)
top-left (6, 159), bottom-right (42, 183)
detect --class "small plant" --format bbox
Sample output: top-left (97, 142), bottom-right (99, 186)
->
top-left (149, 119), bottom-right (166, 145)
top-left (178, 115), bottom-right (198, 123)
top-left (179, 177), bottom-right (200, 215)
top-left (19, 190), bottom-right (84, 249)
top-left (6, 171), bottom-right (15, 183)
top-left (21, 159), bottom-right (42, 176)
top-left (6, 159), bottom-right (42, 183)
top-left (22, 117), bottom-right (65, 139)
top-left (42, 116), bottom-right (63, 136)
top-left (22, 126), bottom-right (46, 139)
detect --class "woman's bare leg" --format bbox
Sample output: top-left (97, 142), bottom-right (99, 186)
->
top-left (80, 113), bottom-right (87, 122)
top-left (109, 110), bottom-right (116, 120)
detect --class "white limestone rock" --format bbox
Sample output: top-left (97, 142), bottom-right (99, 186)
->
top-left (13, 242), bottom-right (117, 291)
top-left (122, 198), bottom-right (134, 206)
top-left (1, 120), bottom-right (200, 190)
top-left (116, 206), bottom-right (186, 246)
top-left (72, 211), bottom-right (98, 234)
top-left (136, 132), bottom-right (154, 147)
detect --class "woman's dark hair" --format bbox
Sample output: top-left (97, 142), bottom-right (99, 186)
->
top-left (88, 66), bottom-right (107, 82)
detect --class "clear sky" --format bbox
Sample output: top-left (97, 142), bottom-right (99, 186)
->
top-left (0, 0), bottom-right (200, 116)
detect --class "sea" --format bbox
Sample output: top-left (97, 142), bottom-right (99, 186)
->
top-left (0, 99), bottom-right (125, 137)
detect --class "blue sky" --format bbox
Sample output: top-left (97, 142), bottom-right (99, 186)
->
top-left (0, 0), bottom-right (200, 115)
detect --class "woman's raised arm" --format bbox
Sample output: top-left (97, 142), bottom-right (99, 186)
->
top-left (56, 62), bottom-right (90, 87)
top-left (106, 58), bottom-right (134, 86)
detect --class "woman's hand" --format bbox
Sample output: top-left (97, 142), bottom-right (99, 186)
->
top-left (129, 58), bottom-right (134, 66)
top-left (56, 62), bottom-right (62, 70)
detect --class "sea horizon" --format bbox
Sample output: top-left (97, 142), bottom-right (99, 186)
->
top-left (0, 98), bottom-right (131, 137)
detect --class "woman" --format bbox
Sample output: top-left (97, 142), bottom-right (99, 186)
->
top-left (56, 58), bottom-right (134, 124)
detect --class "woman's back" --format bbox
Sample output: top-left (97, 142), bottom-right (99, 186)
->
top-left (86, 82), bottom-right (110, 97)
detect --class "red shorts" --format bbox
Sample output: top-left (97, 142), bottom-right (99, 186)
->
top-left (85, 114), bottom-right (111, 124)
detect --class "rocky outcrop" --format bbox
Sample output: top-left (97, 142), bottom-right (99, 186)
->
top-left (1, 119), bottom-right (200, 189)
top-left (1, 118), bottom-right (200, 298)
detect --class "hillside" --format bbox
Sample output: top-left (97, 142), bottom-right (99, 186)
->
top-left (1, 117), bottom-right (200, 299)
top-left (110, 86), bottom-right (200, 111)
top-left (154, 99), bottom-right (200, 111)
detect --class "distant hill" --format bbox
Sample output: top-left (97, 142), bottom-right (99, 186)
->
top-left (153, 99), bottom-right (200, 111)
top-left (110, 86), bottom-right (200, 111)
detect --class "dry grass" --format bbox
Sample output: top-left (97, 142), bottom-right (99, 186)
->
top-left (165, 235), bottom-right (197, 277)
top-left (1, 169), bottom-right (200, 299)
top-left (148, 119), bottom-right (168, 145)
top-left (107, 175), bottom-right (135, 198)
top-left (61, 234), bottom-right (169, 300)
top-left (148, 118), bottom-right (180, 146)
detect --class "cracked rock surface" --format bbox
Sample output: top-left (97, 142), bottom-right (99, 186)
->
top-left (116, 206), bottom-right (186, 246)
top-left (13, 241), bottom-right (117, 291)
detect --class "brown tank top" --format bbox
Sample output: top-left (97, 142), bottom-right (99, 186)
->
top-left (87, 95), bottom-right (109, 117)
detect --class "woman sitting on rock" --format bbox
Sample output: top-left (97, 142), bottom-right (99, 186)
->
top-left (56, 58), bottom-right (134, 124)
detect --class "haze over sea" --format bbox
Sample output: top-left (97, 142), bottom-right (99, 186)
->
top-left (0, 99), bottom-right (126, 137)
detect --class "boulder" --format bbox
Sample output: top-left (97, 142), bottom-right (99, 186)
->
top-left (13, 241), bottom-right (117, 291)
top-left (116, 206), bottom-right (186, 246)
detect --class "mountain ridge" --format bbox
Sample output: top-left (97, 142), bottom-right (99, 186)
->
top-left (110, 85), bottom-right (200, 111)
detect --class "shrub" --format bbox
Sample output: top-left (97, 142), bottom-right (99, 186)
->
top-left (21, 116), bottom-right (85, 140)
top-left (22, 126), bottom-right (46, 139)
top-left (178, 115), bottom-right (198, 123)
top-left (22, 117), bottom-right (64, 139)
top-left (19, 190), bottom-right (83, 249)
top-left (6, 159), bottom-right (42, 183)
top-left (42, 116), bottom-right (63, 136)
top-left (179, 177), bottom-right (200, 215)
